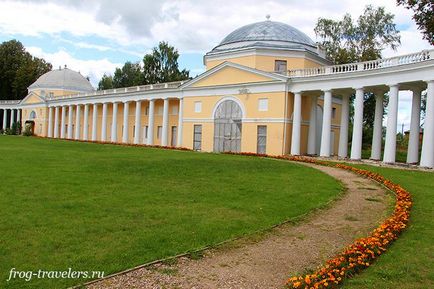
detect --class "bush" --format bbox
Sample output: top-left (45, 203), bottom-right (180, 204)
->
top-left (22, 125), bottom-right (33, 137)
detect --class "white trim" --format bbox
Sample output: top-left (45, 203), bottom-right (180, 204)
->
top-left (211, 96), bottom-right (246, 119)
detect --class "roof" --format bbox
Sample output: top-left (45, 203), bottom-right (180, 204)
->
top-left (28, 68), bottom-right (94, 92)
top-left (210, 20), bottom-right (318, 54)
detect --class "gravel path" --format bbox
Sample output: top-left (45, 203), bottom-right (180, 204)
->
top-left (87, 163), bottom-right (392, 289)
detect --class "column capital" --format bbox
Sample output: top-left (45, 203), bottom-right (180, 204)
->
top-left (292, 91), bottom-right (302, 95)
top-left (322, 89), bottom-right (332, 93)
top-left (352, 86), bottom-right (364, 91)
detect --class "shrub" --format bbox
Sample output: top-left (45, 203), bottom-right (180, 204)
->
top-left (22, 125), bottom-right (33, 137)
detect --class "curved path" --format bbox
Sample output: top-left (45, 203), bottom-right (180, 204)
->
top-left (88, 163), bottom-right (392, 289)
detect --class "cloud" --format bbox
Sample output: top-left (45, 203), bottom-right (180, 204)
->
top-left (26, 46), bottom-right (122, 87)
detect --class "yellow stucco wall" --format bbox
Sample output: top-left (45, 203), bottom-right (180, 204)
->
top-left (182, 91), bottom-right (287, 155)
top-left (206, 55), bottom-right (325, 71)
top-left (191, 66), bottom-right (274, 87)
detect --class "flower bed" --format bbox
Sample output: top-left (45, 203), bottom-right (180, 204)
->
top-left (227, 153), bottom-right (412, 289)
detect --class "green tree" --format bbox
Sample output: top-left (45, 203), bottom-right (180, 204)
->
top-left (397, 0), bottom-right (434, 45)
top-left (98, 74), bottom-right (114, 90)
top-left (143, 41), bottom-right (190, 84)
top-left (113, 61), bottom-right (143, 88)
top-left (0, 40), bottom-right (52, 100)
top-left (98, 42), bottom-right (189, 90)
top-left (315, 5), bottom-right (400, 147)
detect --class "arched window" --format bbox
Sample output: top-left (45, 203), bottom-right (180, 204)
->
top-left (213, 99), bottom-right (243, 153)
top-left (29, 111), bottom-right (37, 120)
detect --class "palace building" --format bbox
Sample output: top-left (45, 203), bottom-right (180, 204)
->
top-left (1, 20), bottom-right (434, 167)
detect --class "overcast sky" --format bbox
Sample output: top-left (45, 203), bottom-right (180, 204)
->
top-left (0, 0), bottom-right (432, 130)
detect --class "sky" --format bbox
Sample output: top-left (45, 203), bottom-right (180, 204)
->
top-left (0, 0), bottom-right (432, 130)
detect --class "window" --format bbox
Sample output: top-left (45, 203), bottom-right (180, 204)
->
top-left (274, 60), bottom-right (287, 73)
top-left (157, 126), bottom-right (162, 139)
top-left (332, 107), bottom-right (337, 119)
top-left (29, 111), bottom-right (37, 119)
top-left (172, 105), bottom-right (178, 115)
top-left (193, 125), bottom-right (202, 151)
top-left (41, 90), bottom-right (45, 97)
top-left (133, 125), bottom-right (135, 137)
top-left (257, 125), bottom-right (267, 154)
top-left (145, 126), bottom-right (148, 138)
top-left (145, 106), bottom-right (149, 115)
top-left (171, 126), bottom-right (177, 146)
top-left (194, 101), bottom-right (202, 113)
top-left (258, 98), bottom-right (268, 111)
top-left (157, 107), bottom-right (163, 115)
top-left (49, 92), bottom-right (54, 98)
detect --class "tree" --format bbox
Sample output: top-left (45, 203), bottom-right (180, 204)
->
top-left (142, 41), bottom-right (189, 84)
top-left (0, 40), bottom-right (52, 100)
top-left (397, 0), bottom-right (434, 45)
top-left (113, 62), bottom-right (143, 88)
top-left (98, 42), bottom-right (190, 90)
top-left (315, 5), bottom-right (400, 147)
top-left (98, 74), bottom-right (114, 90)
top-left (315, 5), bottom-right (401, 64)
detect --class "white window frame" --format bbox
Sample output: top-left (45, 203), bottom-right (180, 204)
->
top-left (258, 98), bottom-right (268, 111)
top-left (194, 101), bottom-right (202, 113)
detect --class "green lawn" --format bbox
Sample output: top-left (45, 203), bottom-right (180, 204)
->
top-left (0, 136), bottom-right (342, 289)
top-left (344, 165), bottom-right (434, 289)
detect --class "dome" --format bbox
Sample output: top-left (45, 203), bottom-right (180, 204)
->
top-left (209, 20), bottom-right (318, 54)
top-left (28, 68), bottom-right (94, 92)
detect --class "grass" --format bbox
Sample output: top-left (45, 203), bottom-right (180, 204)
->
top-left (343, 165), bottom-right (434, 289)
top-left (361, 148), bottom-right (416, 163)
top-left (0, 136), bottom-right (342, 289)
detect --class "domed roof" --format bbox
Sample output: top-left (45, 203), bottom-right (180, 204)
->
top-left (29, 68), bottom-right (94, 92)
top-left (209, 20), bottom-right (318, 55)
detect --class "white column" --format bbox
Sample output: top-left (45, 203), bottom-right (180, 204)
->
top-left (67, 105), bottom-right (73, 139)
top-left (60, 106), bottom-right (66, 138)
top-left (338, 93), bottom-right (350, 158)
top-left (17, 109), bottom-right (21, 125)
top-left (47, 107), bottom-right (53, 137)
top-left (74, 105), bottom-right (81, 140)
top-left (421, 81), bottom-right (434, 167)
top-left (307, 96), bottom-right (318, 155)
top-left (371, 93), bottom-right (384, 160)
top-left (101, 103), bottom-right (108, 141)
top-left (122, 101), bottom-right (130, 143)
top-left (134, 100), bottom-right (141, 144)
top-left (177, 98), bottom-right (184, 147)
top-left (161, 98), bottom-right (169, 146)
top-left (383, 84), bottom-right (399, 163)
top-left (407, 89), bottom-right (421, 164)
top-left (111, 102), bottom-right (118, 142)
top-left (291, 91), bottom-right (302, 155)
top-left (54, 106), bottom-right (59, 138)
top-left (147, 100), bottom-right (155, 145)
top-left (2, 109), bottom-right (7, 130)
top-left (83, 104), bottom-right (89, 141)
top-left (10, 109), bottom-right (14, 128)
top-left (320, 90), bottom-right (332, 157)
top-left (351, 87), bottom-right (364, 160)
top-left (91, 104), bottom-right (98, 141)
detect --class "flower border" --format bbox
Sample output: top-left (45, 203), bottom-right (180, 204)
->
top-left (225, 152), bottom-right (412, 289)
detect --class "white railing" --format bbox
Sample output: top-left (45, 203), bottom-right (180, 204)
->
top-left (0, 100), bottom-right (20, 105)
top-left (45, 80), bottom-right (185, 101)
top-left (288, 49), bottom-right (433, 77)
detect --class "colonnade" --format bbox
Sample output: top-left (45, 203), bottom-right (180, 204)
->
top-left (47, 98), bottom-right (184, 147)
top-left (290, 80), bottom-right (434, 167)
top-left (0, 108), bottom-right (21, 130)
